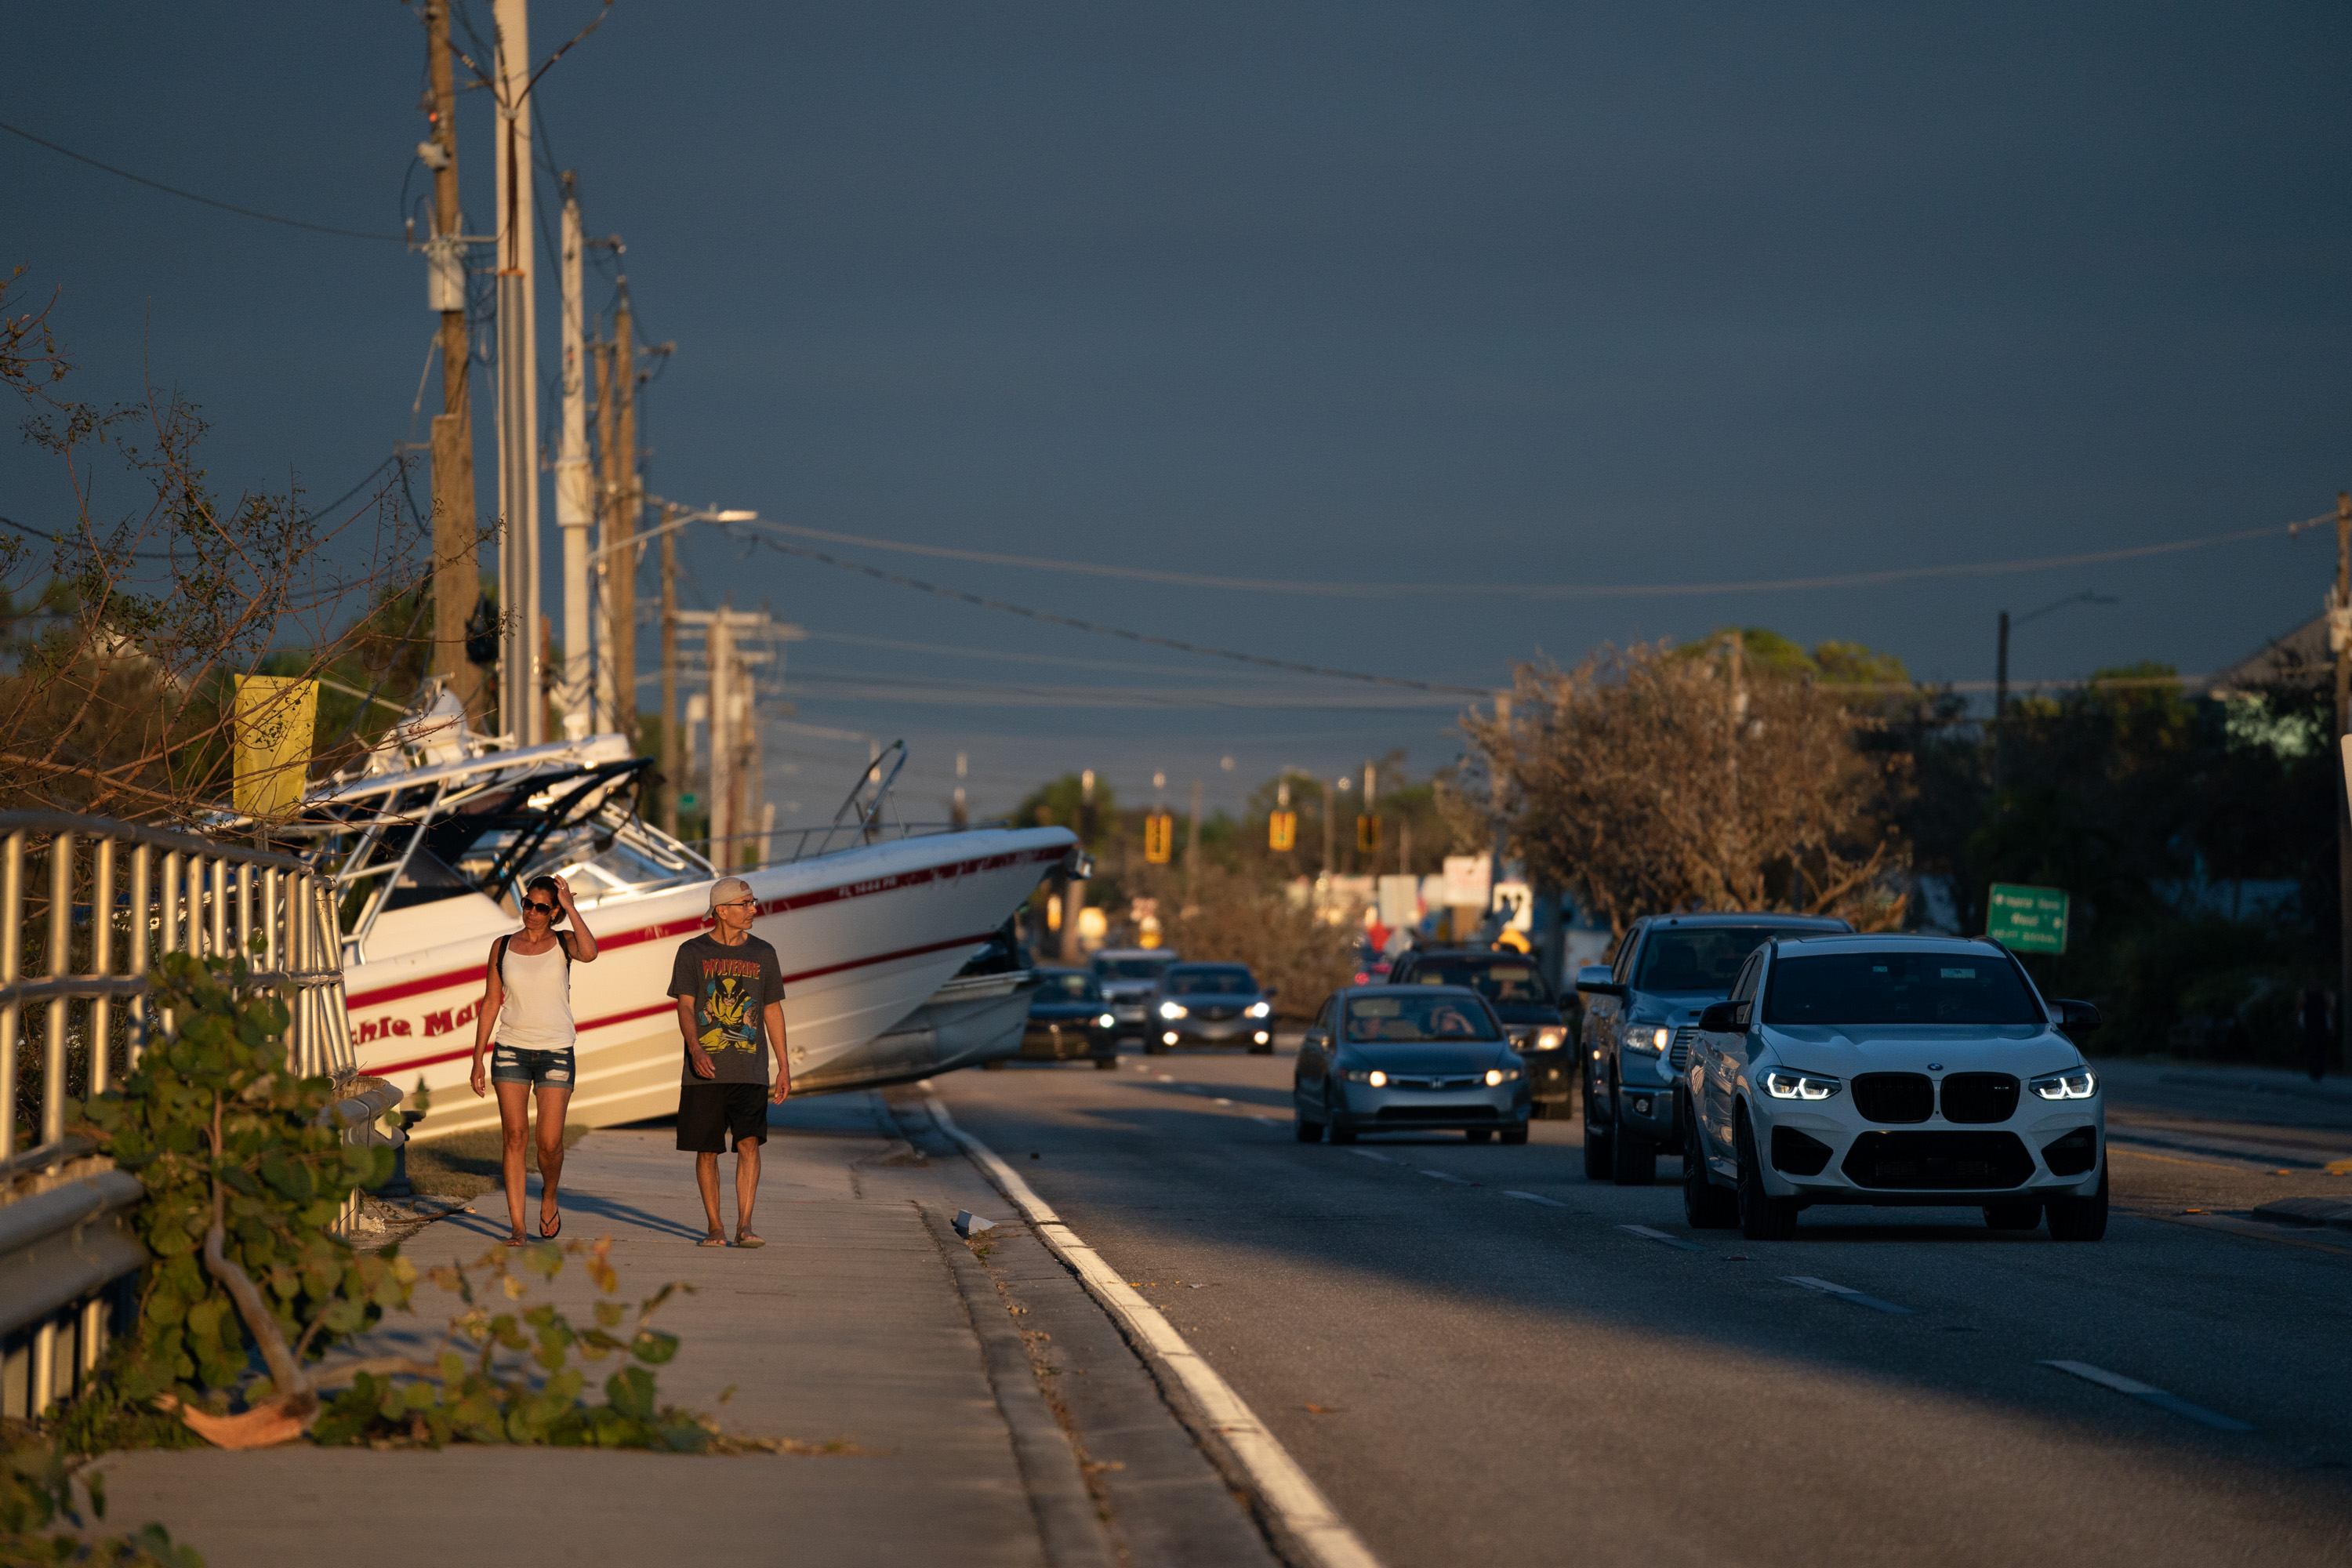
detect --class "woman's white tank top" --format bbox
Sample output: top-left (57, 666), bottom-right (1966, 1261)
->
top-left (493, 938), bottom-right (575, 1050)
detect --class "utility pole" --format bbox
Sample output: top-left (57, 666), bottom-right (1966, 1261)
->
top-left (1184, 778), bottom-right (1203, 909)
top-left (1993, 609), bottom-right (2011, 793)
top-left (606, 292), bottom-right (637, 747)
top-left (421, 0), bottom-right (481, 719)
top-left (2335, 492), bottom-right (2352, 1073)
top-left (1322, 779), bottom-right (1338, 897)
top-left (1061, 771), bottom-right (1094, 964)
top-left (591, 330), bottom-right (617, 729)
top-left (1489, 693), bottom-right (1512, 920)
top-left (492, 0), bottom-right (540, 743)
top-left (953, 752), bottom-right (968, 828)
top-left (659, 514), bottom-right (679, 835)
top-left (555, 173), bottom-right (591, 739)
top-left (709, 603), bottom-right (734, 864)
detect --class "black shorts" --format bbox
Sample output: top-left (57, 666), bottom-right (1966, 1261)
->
top-left (678, 1083), bottom-right (770, 1152)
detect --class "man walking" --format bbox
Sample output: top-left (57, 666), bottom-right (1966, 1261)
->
top-left (670, 877), bottom-right (790, 1247)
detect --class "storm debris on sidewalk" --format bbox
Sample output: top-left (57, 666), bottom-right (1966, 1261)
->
top-left (954, 1210), bottom-right (998, 1239)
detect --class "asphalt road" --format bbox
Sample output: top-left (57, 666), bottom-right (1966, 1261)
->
top-left (935, 1044), bottom-right (2352, 1568)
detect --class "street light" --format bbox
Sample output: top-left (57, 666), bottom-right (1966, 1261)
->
top-left (1994, 590), bottom-right (2118, 789)
top-left (568, 500), bottom-right (758, 739)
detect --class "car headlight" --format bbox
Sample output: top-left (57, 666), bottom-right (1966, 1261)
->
top-left (1534, 1027), bottom-right (1566, 1051)
top-left (1627, 1025), bottom-right (1669, 1055)
top-left (1098, 1012), bottom-right (1116, 1028)
top-left (1762, 1068), bottom-right (1842, 1101)
top-left (1485, 1067), bottom-right (1521, 1086)
top-left (1247, 1000), bottom-right (1272, 1018)
top-left (2030, 1068), bottom-right (2097, 1101)
top-left (1361, 1069), bottom-right (1388, 1087)
top-left (1159, 1001), bottom-right (1187, 1019)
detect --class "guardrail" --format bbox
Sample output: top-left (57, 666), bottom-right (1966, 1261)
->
top-left (0, 812), bottom-right (354, 1421)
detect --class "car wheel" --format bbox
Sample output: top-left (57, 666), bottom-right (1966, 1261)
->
top-left (2045, 1165), bottom-right (2108, 1242)
top-left (1983, 1200), bottom-right (2042, 1230)
top-left (1294, 1106), bottom-right (1324, 1142)
top-left (1499, 1124), bottom-right (1530, 1146)
top-left (1610, 1073), bottom-right (1655, 1185)
top-left (1093, 1055), bottom-right (1119, 1070)
top-left (1735, 1110), bottom-right (1800, 1240)
top-left (1465, 1127), bottom-right (1494, 1143)
top-left (1582, 1093), bottom-right (1613, 1180)
top-left (1324, 1086), bottom-right (1357, 1144)
top-left (1682, 1098), bottom-right (1738, 1229)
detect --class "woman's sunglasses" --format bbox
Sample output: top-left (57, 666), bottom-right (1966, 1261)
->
top-left (524, 901), bottom-right (559, 915)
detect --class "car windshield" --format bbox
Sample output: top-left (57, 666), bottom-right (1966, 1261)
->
top-left (1634, 927), bottom-right (1806, 992)
top-left (1165, 966), bottom-right (1256, 996)
top-left (1345, 993), bottom-right (1501, 1044)
top-left (1038, 973), bottom-right (1098, 1002)
top-left (1763, 952), bottom-right (2044, 1026)
top-left (1094, 956), bottom-right (1176, 980)
top-left (1412, 961), bottom-right (1552, 1004)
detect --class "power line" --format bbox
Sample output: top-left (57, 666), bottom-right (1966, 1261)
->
top-left (721, 527), bottom-right (1490, 697)
top-left (0, 454), bottom-right (408, 563)
top-left (0, 117), bottom-right (405, 242)
top-left (741, 512), bottom-right (2331, 602)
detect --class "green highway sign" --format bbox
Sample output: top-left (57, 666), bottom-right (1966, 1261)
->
top-left (678, 792), bottom-right (701, 813)
top-left (1987, 883), bottom-right (2068, 954)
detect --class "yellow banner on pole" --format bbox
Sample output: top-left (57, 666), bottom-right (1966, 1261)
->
top-left (233, 675), bottom-right (318, 818)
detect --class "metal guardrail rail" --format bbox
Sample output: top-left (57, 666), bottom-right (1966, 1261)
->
top-left (0, 812), bottom-right (355, 1421)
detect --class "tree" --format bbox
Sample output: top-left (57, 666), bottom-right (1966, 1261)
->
top-left (1461, 641), bottom-right (1910, 936)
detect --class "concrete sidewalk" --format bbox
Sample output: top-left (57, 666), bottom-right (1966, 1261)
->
top-left (89, 1092), bottom-right (1150, 1568)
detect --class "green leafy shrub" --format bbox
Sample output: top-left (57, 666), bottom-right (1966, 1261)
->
top-left (0, 1440), bottom-right (201, 1565)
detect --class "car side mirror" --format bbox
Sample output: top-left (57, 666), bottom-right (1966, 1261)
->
top-left (1698, 1001), bottom-right (1741, 1033)
top-left (1302, 1029), bottom-right (1329, 1051)
top-left (1577, 978), bottom-right (1625, 999)
top-left (2053, 998), bottom-right (2101, 1033)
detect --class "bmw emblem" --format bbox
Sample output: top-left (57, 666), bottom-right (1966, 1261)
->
top-left (1926, 1062), bottom-right (1944, 1072)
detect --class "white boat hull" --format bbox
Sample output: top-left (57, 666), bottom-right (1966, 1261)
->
top-left (344, 827), bottom-right (1071, 1142)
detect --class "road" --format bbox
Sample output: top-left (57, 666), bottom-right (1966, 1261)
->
top-left (925, 1043), bottom-right (2352, 1568)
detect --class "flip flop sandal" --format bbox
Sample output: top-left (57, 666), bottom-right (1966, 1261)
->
top-left (697, 1232), bottom-right (729, 1247)
top-left (733, 1233), bottom-right (766, 1248)
top-left (505, 1233), bottom-right (527, 1248)
top-left (539, 1214), bottom-right (561, 1240)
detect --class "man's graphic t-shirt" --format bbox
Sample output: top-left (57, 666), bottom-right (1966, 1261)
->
top-left (667, 933), bottom-right (788, 1085)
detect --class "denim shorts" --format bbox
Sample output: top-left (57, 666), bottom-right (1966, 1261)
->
top-left (490, 1044), bottom-right (575, 1091)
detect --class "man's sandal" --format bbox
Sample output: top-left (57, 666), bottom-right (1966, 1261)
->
top-left (697, 1231), bottom-right (728, 1247)
top-left (733, 1231), bottom-right (765, 1248)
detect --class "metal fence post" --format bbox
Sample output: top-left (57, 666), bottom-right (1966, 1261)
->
top-left (43, 833), bottom-right (71, 1147)
top-left (0, 831), bottom-right (20, 1160)
top-left (90, 838), bottom-right (115, 1096)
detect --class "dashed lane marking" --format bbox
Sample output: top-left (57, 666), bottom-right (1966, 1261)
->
top-left (925, 1089), bottom-right (1385, 1568)
top-left (1616, 1224), bottom-right (1709, 1254)
top-left (1503, 1191), bottom-right (1567, 1207)
top-left (1214, 1098), bottom-right (1234, 1106)
top-left (2040, 1359), bottom-right (2254, 1432)
top-left (1347, 1149), bottom-right (1398, 1164)
top-left (1252, 1116), bottom-right (1283, 1127)
top-left (1780, 1275), bottom-right (1914, 1314)
top-left (1424, 1171), bottom-right (1473, 1185)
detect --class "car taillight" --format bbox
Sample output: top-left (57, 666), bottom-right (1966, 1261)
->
top-left (1352, 972), bottom-right (1368, 984)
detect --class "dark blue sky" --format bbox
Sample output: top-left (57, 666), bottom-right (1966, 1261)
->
top-left (7, 3), bottom-right (2349, 818)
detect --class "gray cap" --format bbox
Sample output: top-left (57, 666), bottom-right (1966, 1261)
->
top-left (709, 876), bottom-right (756, 913)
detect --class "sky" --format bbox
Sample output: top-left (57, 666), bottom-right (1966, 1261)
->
top-left (6, 2), bottom-right (2350, 823)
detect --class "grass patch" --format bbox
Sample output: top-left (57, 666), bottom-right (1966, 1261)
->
top-left (406, 1124), bottom-right (590, 1200)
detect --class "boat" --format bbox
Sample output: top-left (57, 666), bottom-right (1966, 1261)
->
top-left (254, 694), bottom-right (1074, 1141)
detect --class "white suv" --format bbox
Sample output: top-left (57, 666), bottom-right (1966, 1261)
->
top-left (1681, 934), bottom-right (2106, 1241)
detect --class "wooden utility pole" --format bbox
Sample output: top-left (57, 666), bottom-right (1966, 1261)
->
top-left (605, 293), bottom-right (637, 745)
top-left (659, 510), bottom-right (680, 836)
top-left (1184, 778), bottom-right (1203, 909)
top-left (1061, 771), bottom-right (1094, 964)
top-left (423, 1), bottom-right (481, 718)
top-left (2335, 492), bottom-right (2351, 1073)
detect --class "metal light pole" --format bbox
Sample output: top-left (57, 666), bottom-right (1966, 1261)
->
top-left (492, 0), bottom-right (540, 743)
top-left (1992, 590), bottom-right (2117, 796)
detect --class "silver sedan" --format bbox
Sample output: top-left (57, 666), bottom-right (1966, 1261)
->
top-left (1293, 985), bottom-right (1532, 1145)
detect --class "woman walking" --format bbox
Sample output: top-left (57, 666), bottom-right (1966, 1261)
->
top-left (470, 874), bottom-right (600, 1244)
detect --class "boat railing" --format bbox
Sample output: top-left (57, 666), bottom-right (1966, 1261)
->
top-left (691, 817), bottom-right (1013, 870)
top-left (0, 811), bottom-right (357, 1420)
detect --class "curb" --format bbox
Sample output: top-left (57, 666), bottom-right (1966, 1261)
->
top-left (920, 1203), bottom-right (1116, 1568)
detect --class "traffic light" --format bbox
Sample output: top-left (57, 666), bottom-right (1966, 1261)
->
top-left (1268, 810), bottom-right (1297, 852)
top-left (1145, 812), bottom-right (1175, 864)
top-left (1357, 815), bottom-right (1381, 853)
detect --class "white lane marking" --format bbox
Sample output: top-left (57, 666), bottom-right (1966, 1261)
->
top-left (1252, 1116), bottom-right (1282, 1127)
top-left (1615, 1224), bottom-right (1709, 1254)
top-left (1156, 1073), bottom-right (1176, 1082)
top-left (2039, 1360), bottom-right (2254, 1432)
top-left (1780, 1275), bottom-right (1914, 1315)
top-left (1347, 1149), bottom-right (1397, 1163)
top-left (1424, 1171), bottom-right (1472, 1185)
top-left (925, 1091), bottom-right (1385, 1568)
top-left (1215, 1098), bottom-right (1234, 1106)
top-left (1503, 1190), bottom-right (1566, 1207)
